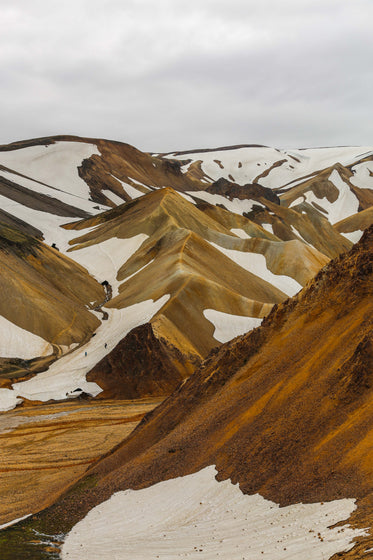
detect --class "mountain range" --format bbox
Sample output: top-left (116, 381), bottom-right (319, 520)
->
top-left (0, 135), bottom-right (372, 559)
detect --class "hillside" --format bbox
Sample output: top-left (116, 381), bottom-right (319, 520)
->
top-left (20, 224), bottom-right (373, 560)
top-left (0, 135), bottom-right (372, 559)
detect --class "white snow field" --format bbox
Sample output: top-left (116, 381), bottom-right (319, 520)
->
top-left (0, 389), bottom-right (22, 413)
top-left (67, 233), bottom-right (149, 296)
top-left (350, 160), bottom-right (373, 190)
top-left (203, 309), bottom-right (262, 342)
top-left (9, 295), bottom-right (169, 406)
top-left (167, 146), bottom-right (373, 187)
top-left (0, 169), bottom-right (100, 214)
top-left (303, 170), bottom-right (359, 225)
top-left (0, 141), bottom-right (100, 199)
top-left (62, 465), bottom-right (367, 560)
top-left (210, 242), bottom-right (302, 296)
top-left (0, 314), bottom-right (52, 360)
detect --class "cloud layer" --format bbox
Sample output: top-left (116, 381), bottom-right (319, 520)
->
top-left (1, 0), bottom-right (372, 151)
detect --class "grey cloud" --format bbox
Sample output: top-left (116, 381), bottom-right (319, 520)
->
top-left (0, 0), bottom-right (372, 151)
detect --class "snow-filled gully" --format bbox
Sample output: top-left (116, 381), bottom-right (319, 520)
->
top-left (0, 232), bottom-right (168, 411)
top-left (62, 466), bottom-right (367, 560)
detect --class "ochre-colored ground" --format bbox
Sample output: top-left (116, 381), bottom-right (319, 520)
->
top-left (0, 397), bottom-right (162, 526)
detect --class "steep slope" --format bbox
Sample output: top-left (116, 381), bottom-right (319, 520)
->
top-left (26, 225), bottom-right (373, 559)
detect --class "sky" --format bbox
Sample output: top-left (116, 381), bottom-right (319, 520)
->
top-left (1, 0), bottom-right (372, 151)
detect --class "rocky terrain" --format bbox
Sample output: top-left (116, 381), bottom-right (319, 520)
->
top-left (0, 136), bottom-right (372, 558)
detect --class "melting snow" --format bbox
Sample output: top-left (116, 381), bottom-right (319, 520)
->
top-left (261, 223), bottom-right (274, 234)
top-left (0, 389), bottom-right (22, 413)
top-left (62, 465), bottom-right (367, 560)
top-left (350, 161), bottom-right (373, 190)
top-left (112, 176), bottom-right (145, 200)
top-left (203, 309), bottom-right (261, 342)
top-left (341, 230), bottom-right (364, 244)
top-left (230, 228), bottom-right (250, 239)
top-left (0, 169), bottom-right (99, 214)
top-left (304, 170), bottom-right (359, 224)
top-left (0, 192), bottom-right (82, 250)
top-left (102, 189), bottom-right (126, 206)
top-left (0, 314), bottom-right (52, 359)
top-left (0, 141), bottom-right (100, 199)
top-left (188, 191), bottom-right (262, 216)
top-left (11, 296), bottom-right (169, 404)
top-left (68, 234), bottom-right (149, 296)
top-left (289, 196), bottom-right (305, 208)
top-left (210, 242), bottom-right (302, 296)
top-left (170, 146), bottom-right (373, 188)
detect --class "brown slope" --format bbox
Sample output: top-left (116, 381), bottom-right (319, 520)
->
top-left (0, 398), bottom-right (162, 528)
top-left (280, 161), bottom-right (373, 214)
top-left (34, 225), bottom-right (373, 546)
top-left (195, 199), bottom-right (281, 241)
top-left (0, 172), bottom-right (89, 219)
top-left (86, 323), bottom-right (185, 399)
top-left (335, 206), bottom-right (373, 237)
top-left (206, 177), bottom-right (280, 204)
top-left (65, 188), bottom-right (325, 401)
top-left (63, 190), bottom-right (284, 403)
top-left (248, 197), bottom-right (352, 258)
top-left (64, 187), bottom-right (235, 242)
top-left (0, 223), bottom-right (104, 353)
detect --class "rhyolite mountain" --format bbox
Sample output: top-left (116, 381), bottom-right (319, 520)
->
top-left (14, 223), bottom-right (373, 560)
top-left (0, 135), bottom-right (372, 559)
top-left (0, 136), bottom-right (371, 410)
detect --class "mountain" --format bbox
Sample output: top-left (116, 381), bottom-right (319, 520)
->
top-left (0, 135), bottom-right (372, 559)
top-left (18, 224), bottom-right (373, 560)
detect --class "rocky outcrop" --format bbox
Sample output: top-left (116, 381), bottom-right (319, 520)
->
top-left (87, 323), bottom-right (189, 399)
top-left (206, 177), bottom-right (280, 204)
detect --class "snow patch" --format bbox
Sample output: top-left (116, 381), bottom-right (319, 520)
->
top-left (204, 309), bottom-right (261, 342)
top-left (0, 514), bottom-right (32, 531)
top-left (0, 314), bottom-right (53, 359)
top-left (304, 171), bottom-right (359, 224)
top-left (350, 161), bottom-right (373, 190)
top-left (0, 169), bottom-right (99, 214)
top-left (261, 223), bottom-right (274, 234)
top-left (0, 389), bottom-right (22, 413)
top-left (68, 234), bottom-right (149, 296)
top-left (230, 228), bottom-right (250, 239)
top-left (62, 465), bottom-right (366, 560)
top-left (211, 243), bottom-right (302, 296)
top-left (112, 176), bottom-right (145, 200)
top-left (289, 196), bottom-right (305, 208)
top-left (341, 230), bottom-right (364, 244)
top-left (102, 189), bottom-right (126, 206)
top-left (188, 190), bottom-right (262, 216)
top-left (0, 141), bottom-right (100, 199)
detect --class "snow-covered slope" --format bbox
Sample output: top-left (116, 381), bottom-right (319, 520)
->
top-left (62, 466), bottom-right (365, 560)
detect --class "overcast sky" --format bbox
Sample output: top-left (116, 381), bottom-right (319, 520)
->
top-left (1, 0), bottom-right (372, 151)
